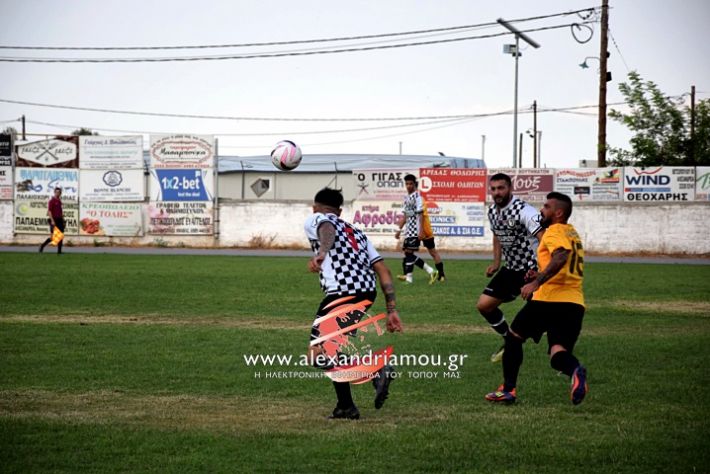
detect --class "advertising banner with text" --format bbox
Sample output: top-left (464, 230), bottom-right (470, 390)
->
top-left (419, 168), bottom-right (487, 203)
top-left (350, 200), bottom-right (404, 236)
top-left (488, 168), bottom-right (554, 202)
top-left (79, 202), bottom-right (143, 236)
top-left (14, 167), bottom-right (79, 201)
top-left (695, 166), bottom-right (710, 201)
top-left (0, 166), bottom-right (12, 199)
top-left (351, 168), bottom-right (419, 202)
top-left (148, 201), bottom-right (214, 235)
top-left (79, 169), bottom-right (145, 202)
top-left (149, 168), bottom-right (214, 201)
top-left (79, 135), bottom-right (143, 169)
top-left (14, 200), bottom-right (79, 234)
top-left (0, 134), bottom-right (12, 166)
top-left (427, 201), bottom-right (486, 237)
top-left (149, 134), bottom-right (215, 169)
top-left (15, 136), bottom-right (79, 168)
top-left (554, 168), bottom-right (623, 201)
top-left (623, 167), bottom-right (695, 201)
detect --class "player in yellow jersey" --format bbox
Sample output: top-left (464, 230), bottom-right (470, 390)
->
top-left (485, 192), bottom-right (589, 405)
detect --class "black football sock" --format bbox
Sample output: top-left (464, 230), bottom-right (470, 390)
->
top-left (435, 262), bottom-right (445, 277)
top-left (404, 253), bottom-right (416, 274)
top-left (503, 335), bottom-right (524, 392)
top-left (481, 308), bottom-right (509, 336)
top-left (414, 256), bottom-right (425, 269)
top-left (333, 381), bottom-right (355, 409)
top-left (40, 238), bottom-right (51, 251)
top-left (401, 257), bottom-right (407, 274)
top-left (550, 351), bottom-right (580, 377)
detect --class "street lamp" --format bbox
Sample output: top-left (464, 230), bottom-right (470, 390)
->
top-left (579, 56), bottom-right (612, 81)
top-left (498, 18), bottom-right (540, 168)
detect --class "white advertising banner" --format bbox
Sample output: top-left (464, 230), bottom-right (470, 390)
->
top-left (695, 166), bottom-right (710, 201)
top-left (149, 134), bottom-right (215, 169)
top-left (79, 135), bottom-right (144, 169)
top-left (14, 167), bottom-right (79, 201)
top-left (79, 202), bottom-right (143, 236)
top-left (14, 200), bottom-right (79, 234)
top-left (148, 201), bottom-right (214, 235)
top-left (427, 201), bottom-right (486, 237)
top-left (79, 169), bottom-right (145, 202)
top-left (488, 168), bottom-right (555, 202)
top-left (554, 168), bottom-right (623, 201)
top-left (15, 136), bottom-right (79, 168)
top-left (0, 166), bottom-right (12, 200)
top-left (623, 166), bottom-right (695, 201)
top-left (350, 200), bottom-right (404, 236)
top-left (351, 169), bottom-right (420, 202)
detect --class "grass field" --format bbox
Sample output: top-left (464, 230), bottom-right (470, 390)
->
top-left (1, 252), bottom-right (709, 473)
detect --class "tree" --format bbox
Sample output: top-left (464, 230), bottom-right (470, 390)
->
top-left (608, 71), bottom-right (710, 166)
top-left (71, 127), bottom-right (99, 136)
top-left (2, 126), bottom-right (18, 139)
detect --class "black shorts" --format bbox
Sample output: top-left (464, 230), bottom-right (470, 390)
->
top-left (310, 292), bottom-right (376, 343)
top-left (482, 266), bottom-right (528, 302)
top-left (403, 237), bottom-right (435, 251)
top-left (48, 217), bottom-right (65, 234)
top-left (510, 301), bottom-right (585, 352)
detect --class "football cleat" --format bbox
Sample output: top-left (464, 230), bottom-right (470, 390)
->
top-left (570, 365), bottom-right (589, 405)
top-left (438, 275), bottom-right (446, 283)
top-left (328, 405), bottom-right (360, 420)
top-left (373, 365), bottom-right (395, 409)
top-left (429, 270), bottom-right (439, 285)
top-left (485, 385), bottom-right (517, 404)
top-left (490, 345), bottom-right (505, 363)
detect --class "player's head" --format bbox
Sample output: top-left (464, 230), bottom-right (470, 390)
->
top-left (489, 173), bottom-right (512, 208)
top-left (53, 187), bottom-right (62, 198)
top-left (541, 191), bottom-right (573, 227)
top-left (404, 174), bottom-right (418, 194)
top-left (313, 187), bottom-right (343, 215)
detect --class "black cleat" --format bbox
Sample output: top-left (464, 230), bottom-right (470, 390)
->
top-left (373, 365), bottom-right (395, 409)
top-left (328, 405), bottom-right (360, 420)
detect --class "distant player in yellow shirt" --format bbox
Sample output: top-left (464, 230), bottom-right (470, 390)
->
top-left (485, 192), bottom-right (589, 405)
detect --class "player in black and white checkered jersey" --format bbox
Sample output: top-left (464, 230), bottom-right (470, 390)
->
top-left (304, 187), bottom-right (402, 420)
top-left (476, 173), bottom-right (544, 363)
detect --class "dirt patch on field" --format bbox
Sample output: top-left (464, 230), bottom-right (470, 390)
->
top-left (595, 300), bottom-right (710, 316)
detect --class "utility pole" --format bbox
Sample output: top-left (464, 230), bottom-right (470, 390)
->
top-left (498, 18), bottom-right (540, 168)
top-left (398, 141), bottom-right (402, 155)
top-left (481, 135), bottom-right (486, 161)
top-left (597, 0), bottom-right (609, 167)
top-left (691, 85), bottom-right (696, 164)
top-left (518, 132), bottom-right (523, 168)
top-left (532, 100), bottom-right (538, 167)
top-left (21, 115), bottom-right (26, 140)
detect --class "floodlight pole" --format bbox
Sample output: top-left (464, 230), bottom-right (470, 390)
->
top-left (498, 18), bottom-right (540, 168)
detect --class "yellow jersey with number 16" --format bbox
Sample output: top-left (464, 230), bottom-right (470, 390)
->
top-left (533, 223), bottom-right (585, 307)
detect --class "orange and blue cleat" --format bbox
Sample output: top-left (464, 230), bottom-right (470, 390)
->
top-left (571, 365), bottom-right (588, 405)
top-left (485, 385), bottom-right (517, 404)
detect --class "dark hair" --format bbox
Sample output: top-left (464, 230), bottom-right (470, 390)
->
top-left (314, 187), bottom-right (344, 209)
top-left (404, 174), bottom-right (417, 184)
top-left (546, 191), bottom-right (573, 220)
top-left (489, 173), bottom-right (512, 186)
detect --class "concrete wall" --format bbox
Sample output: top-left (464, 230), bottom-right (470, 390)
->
top-left (219, 172), bottom-right (356, 201)
top-left (1, 200), bottom-right (708, 255)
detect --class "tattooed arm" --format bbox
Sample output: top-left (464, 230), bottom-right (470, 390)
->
top-left (373, 260), bottom-right (402, 332)
top-left (308, 222), bottom-right (336, 273)
top-left (520, 247), bottom-right (571, 300)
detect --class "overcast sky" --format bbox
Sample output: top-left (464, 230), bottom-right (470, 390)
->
top-left (1, 0), bottom-right (708, 168)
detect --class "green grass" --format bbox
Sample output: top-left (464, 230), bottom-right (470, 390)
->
top-left (1, 253), bottom-right (709, 473)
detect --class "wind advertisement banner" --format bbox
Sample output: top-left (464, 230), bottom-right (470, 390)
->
top-left (623, 167), bottom-right (695, 201)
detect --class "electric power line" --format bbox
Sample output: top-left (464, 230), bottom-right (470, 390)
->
top-left (608, 28), bottom-right (630, 73)
top-left (0, 8), bottom-right (599, 51)
top-left (0, 22), bottom-right (595, 63)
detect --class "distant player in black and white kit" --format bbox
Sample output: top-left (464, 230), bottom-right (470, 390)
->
top-left (394, 174), bottom-right (445, 284)
top-left (476, 173), bottom-right (543, 362)
top-left (305, 187), bottom-right (402, 420)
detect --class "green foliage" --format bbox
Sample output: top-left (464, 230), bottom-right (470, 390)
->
top-left (609, 71), bottom-right (710, 166)
top-left (71, 127), bottom-right (99, 136)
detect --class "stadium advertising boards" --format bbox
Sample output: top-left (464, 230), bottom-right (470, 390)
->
top-left (427, 201), bottom-right (486, 237)
top-left (488, 168), bottom-right (554, 202)
top-left (352, 168), bottom-right (419, 201)
top-left (79, 135), bottom-right (144, 169)
top-left (149, 168), bottom-right (214, 202)
top-left (350, 200), bottom-right (404, 236)
top-left (14, 200), bottom-right (79, 234)
top-left (419, 168), bottom-right (487, 203)
top-left (79, 169), bottom-right (145, 202)
top-left (15, 136), bottom-right (79, 168)
top-left (695, 167), bottom-right (710, 201)
top-left (554, 168), bottom-right (623, 201)
top-left (0, 134), bottom-right (12, 166)
top-left (623, 166), bottom-right (695, 201)
top-left (14, 167), bottom-right (79, 201)
top-left (148, 201), bottom-right (214, 235)
top-left (150, 134), bottom-right (215, 169)
top-left (0, 166), bottom-right (12, 200)
top-left (79, 202), bottom-right (143, 237)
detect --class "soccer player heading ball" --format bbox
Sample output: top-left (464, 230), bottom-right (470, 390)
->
top-left (485, 192), bottom-right (588, 405)
top-left (394, 174), bottom-right (446, 284)
top-left (477, 173), bottom-right (544, 362)
top-left (304, 187), bottom-right (403, 420)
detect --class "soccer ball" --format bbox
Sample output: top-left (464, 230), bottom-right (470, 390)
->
top-left (270, 140), bottom-right (302, 171)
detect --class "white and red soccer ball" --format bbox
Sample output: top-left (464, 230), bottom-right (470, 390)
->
top-left (270, 140), bottom-right (302, 171)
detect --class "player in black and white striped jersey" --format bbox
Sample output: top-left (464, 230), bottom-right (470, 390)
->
top-left (476, 173), bottom-right (544, 363)
top-left (304, 187), bottom-right (402, 420)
